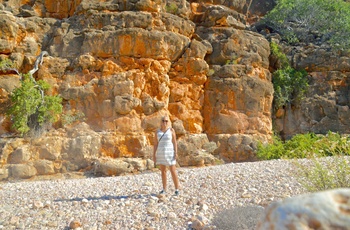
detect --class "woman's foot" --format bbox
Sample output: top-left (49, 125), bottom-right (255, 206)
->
top-left (174, 190), bottom-right (179, 196)
top-left (159, 190), bottom-right (166, 194)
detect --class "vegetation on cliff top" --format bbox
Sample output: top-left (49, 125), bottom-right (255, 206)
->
top-left (265, 0), bottom-right (350, 49)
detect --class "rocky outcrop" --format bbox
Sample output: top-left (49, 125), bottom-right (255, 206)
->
top-left (0, 0), bottom-right (275, 180)
top-left (271, 39), bottom-right (350, 139)
top-left (256, 188), bottom-right (350, 230)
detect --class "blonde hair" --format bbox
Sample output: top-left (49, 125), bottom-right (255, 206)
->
top-left (161, 115), bottom-right (169, 121)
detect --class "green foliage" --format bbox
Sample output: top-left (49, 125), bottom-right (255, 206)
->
top-left (257, 132), bottom-right (350, 160)
top-left (225, 59), bottom-right (238, 65)
top-left (295, 156), bottom-right (350, 192)
top-left (265, 0), bottom-right (350, 49)
top-left (258, 131), bottom-right (350, 192)
top-left (0, 59), bottom-right (14, 70)
top-left (166, 3), bottom-right (178, 14)
top-left (207, 69), bottom-right (215, 76)
top-left (256, 135), bottom-right (285, 160)
top-left (270, 42), bottom-right (309, 110)
top-left (62, 110), bottom-right (85, 126)
top-left (7, 76), bottom-right (62, 135)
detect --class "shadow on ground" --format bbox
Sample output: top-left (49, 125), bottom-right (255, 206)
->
top-left (211, 205), bottom-right (265, 230)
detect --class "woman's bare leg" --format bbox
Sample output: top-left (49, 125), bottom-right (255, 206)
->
top-left (169, 165), bottom-right (179, 190)
top-left (159, 165), bottom-right (167, 191)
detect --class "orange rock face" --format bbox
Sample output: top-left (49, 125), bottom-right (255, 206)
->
top-left (0, 0), bottom-right (276, 180)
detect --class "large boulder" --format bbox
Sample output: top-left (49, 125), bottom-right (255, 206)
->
top-left (256, 188), bottom-right (350, 230)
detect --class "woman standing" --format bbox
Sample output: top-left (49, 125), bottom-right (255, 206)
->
top-left (153, 116), bottom-right (180, 195)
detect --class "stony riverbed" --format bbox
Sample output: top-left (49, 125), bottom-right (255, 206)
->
top-left (0, 159), bottom-right (306, 230)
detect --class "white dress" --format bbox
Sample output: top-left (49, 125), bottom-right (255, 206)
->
top-left (156, 129), bottom-right (176, 166)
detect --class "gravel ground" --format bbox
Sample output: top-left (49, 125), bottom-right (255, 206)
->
top-left (0, 159), bottom-right (306, 230)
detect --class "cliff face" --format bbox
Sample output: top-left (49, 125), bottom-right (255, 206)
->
top-left (3, 0), bottom-right (346, 180)
top-left (274, 45), bottom-right (350, 139)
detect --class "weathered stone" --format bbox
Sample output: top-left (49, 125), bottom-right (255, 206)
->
top-left (204, 70), bottom-right (273, 135)
top-left (10, 164), bottom-right (37, 179)
top-left (0, 12), bottom-right (18, 54)
top-left (0, 75), bottom-right (20, 93)
top-left (114, 95), bottom-right (140, 115)
top-left (197, 27), bottom-right (270, 67)
top-left (8, 146), bottom-right (31, 164)
top-left (69, 220), bottom-right (82, 229)
top-left (275, 71), bottom-right (350, 139)
top-left (93, 158), bottom-right (134, 176)
top-left (38, 137), bottom-right (63, 161)
top-left (34, 160), bottom-right (55, 175)
top-left (256, 188), bottom-right (350, 230)
top-left (0, 167), bottom-right (8, 180)
top-left (177, 134), bottom-right (219, 166)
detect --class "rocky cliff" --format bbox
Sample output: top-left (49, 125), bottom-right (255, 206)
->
top-left (0, 0), bottom-right (348, 181)
top-left (274, 44), bottom-right (350, 139)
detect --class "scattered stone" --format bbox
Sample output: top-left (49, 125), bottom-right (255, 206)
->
top-left (0, 159), bottom-right (308, 229)
top-left (33, 200), bottom-right (44, 209)
top-left (69, 220), bottom-right (82, 229)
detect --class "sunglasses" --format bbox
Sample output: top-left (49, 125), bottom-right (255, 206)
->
top-left (162, 120), bottom-right (169, 122)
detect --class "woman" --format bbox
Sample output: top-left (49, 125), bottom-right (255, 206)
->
top-left (153, 116), bottom-right (180, 195)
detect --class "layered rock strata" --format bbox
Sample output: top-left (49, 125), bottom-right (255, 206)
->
top-left (0, 0), bottom-right (275, 180)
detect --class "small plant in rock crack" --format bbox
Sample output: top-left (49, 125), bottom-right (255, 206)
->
top-left (61, 110), bottom-right (86, 126)
top-left (270, 42), bottom-right (309, 112)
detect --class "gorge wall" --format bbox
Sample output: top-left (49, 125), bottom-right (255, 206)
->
top-left (0, 0), bottom-right (349, 181)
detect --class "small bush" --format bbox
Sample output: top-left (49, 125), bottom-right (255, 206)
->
top-left (0, 58), bottom-right (14, 70)
top-left (61, 110), bottom-right (85, 126)
top-left (270, 42), bottom-right (309, 111)
top-left (295, 156), bottom-right (350, 192)
top-left (257, 131), bottom-right (350, 192)
top-left (7, 75), bottom-right (62, 135)
top-left (166, 3), bottom-right (178, 14)
top-left (256, 135), bottom-right (285, 160)
top-left (257, 132), bottom-right (350, 160)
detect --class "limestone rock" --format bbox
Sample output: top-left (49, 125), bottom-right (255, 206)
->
top-left (34, 160), bottom-right (55, 175)
top-left (177, 134), bottom-right (219, 166)
top-left (93, 158), bottom-right (135, 176)
top-left (0, 167), bottom-right (8, 180)
top-left (10, 164), bottom-right (37, 179)
top-left (69, 220), bottom-right (82, 229)
top-left (256, 188), bottom-right (350, 230)
top-left (0, 12), bottom-right (18, 54)
top-left (8, 146), bottom-right (31, 164)
top-left (0, 0), bottom-right (288, 180)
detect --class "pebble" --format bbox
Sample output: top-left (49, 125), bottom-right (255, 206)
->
top-left (0, 159), bottom-right (306, 229)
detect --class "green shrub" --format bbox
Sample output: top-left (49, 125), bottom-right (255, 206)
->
top-left (258, 131), bottom-right (350, 192)
top-left (270, 42), bottom-right (309, 111)
top-left (256, 132), bottom-right (350, 160)
top-left (7, 75), bottom-right (62, 135)
top-left (0, 58), bottom-right (14, 70)
top-left (295, 156), bottom-right (350, 192)
top-left (62, 110), bottom-right (85, 126)
top-left (256, 135), bottom-right (285, 160)
top-left (265, 0), bottom-right (350, 49)
top-left (166, 3), bottom-right (178, 14)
